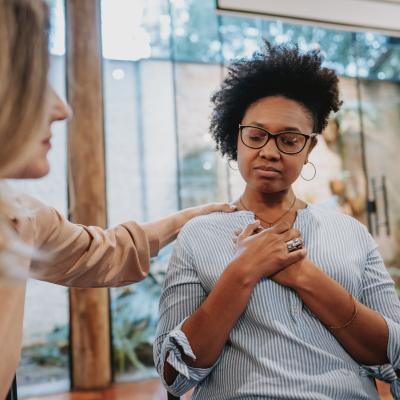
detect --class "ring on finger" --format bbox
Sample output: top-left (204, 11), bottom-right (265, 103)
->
top-left (286, 237), bottom-right (303, 253)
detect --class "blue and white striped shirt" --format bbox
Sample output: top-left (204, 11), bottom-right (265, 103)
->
top-left (154, 205), bottom-right (400, 399)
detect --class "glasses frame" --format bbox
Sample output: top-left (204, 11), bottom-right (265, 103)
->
top-left (239, 124), bottom-right (318, 155)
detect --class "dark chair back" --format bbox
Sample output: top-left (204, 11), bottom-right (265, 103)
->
top-left (6, 376), bottom-right (17, 400)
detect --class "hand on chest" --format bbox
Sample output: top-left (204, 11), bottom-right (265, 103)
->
top-left (192, 224), bottom-right (364, 295)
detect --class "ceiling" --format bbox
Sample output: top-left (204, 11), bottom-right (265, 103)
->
top-left (216, 0), bottom-right (400, 36)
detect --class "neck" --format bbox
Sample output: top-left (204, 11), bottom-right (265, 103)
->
top-left (238, 186), bottom-right (299, 228)
top-left (241, 186), bottom-right (295, 212)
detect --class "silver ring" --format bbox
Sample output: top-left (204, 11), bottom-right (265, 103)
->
top-left (286, 237), bottom-right (303, 253)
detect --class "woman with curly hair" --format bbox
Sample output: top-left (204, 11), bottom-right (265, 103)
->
top-left (155, 43), bottom-right (400, 399)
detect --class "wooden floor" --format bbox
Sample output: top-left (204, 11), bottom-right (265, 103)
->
top-left (24, 379), bottom-right (392, 400)
top-left (24, 380), bottom-right (190, 400)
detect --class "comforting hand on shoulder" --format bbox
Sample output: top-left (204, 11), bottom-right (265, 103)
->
top-left (191, 202), bottom-right (237, 217)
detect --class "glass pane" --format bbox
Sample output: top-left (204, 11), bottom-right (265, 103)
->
top-left (170, 0), bottom-right (221, 63)
top-left (290, 76), bottom-right (368, 217)
top-left (102, 0), bottom-right (181, 381)
top-left (104, 57), bottom-right (179, 382)
top-left (105, 57), bottom-right (178, 380)
top-left (10, 0), bottom-right (70, 396)
top-left (355, 33), bottom-right (400, 81)
top-left (174, 61), bottom-right (230, 208)
top-left (101, 0), bottom-right (171, 61)
top-left (357, 43), bottom-right (400, 293)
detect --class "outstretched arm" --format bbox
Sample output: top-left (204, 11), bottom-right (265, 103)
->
top-left (27, 194), bottom-right (235, 287)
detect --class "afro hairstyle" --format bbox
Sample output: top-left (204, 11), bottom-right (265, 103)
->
top-left (210, 42), bottom-right (342, 161)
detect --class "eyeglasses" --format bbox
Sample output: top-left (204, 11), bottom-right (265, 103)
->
top-left (239, 124), bottom-right (318, 155)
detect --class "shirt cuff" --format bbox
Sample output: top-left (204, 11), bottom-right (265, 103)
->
top-left (361, 315), bottom-right (400, 400)
top-left (384, 316), bottom-right (400, 372)
top-left (360, 364), bottom-right (398, 382)
top-left (361, 364), bottom-right (400, 399)
top-left (159, 321), bottom-right (214, 396)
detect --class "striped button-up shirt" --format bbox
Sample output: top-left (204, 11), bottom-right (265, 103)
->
top-left (154, 206), bottom-right (400, 399)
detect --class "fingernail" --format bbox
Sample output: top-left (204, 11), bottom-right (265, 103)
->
top-left (230, 204), bottom-right (237, 209)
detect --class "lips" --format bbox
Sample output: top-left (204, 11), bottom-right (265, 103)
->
top-left (41, 137), bottom-right (52, 149)
top-left (253, 165), bottom-right (281, 178)
top-left (254, 166), bottom-right (281, 173)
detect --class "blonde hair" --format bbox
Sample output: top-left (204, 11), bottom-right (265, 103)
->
top-left (0, 0), bottom-right (50, 280)
top-left (0, 0), bottom-right (50, 177)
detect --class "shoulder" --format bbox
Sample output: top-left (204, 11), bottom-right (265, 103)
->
top-left (179, 212), bottom-right (227, 239)
top-left (0, 183), bottom-right (60, 243)
top-left (185, 211), bottom-right (234, 228)
top-left (305, 204), bottom-right (373, 245)
top-left (183, 210), bottom-right (248, 232)
top-left (307, 204), bottom-right (362, 226)
top-left (0, 183), bottom-right (45, 222)
top-left (178, 211), bottom-right (245, 244)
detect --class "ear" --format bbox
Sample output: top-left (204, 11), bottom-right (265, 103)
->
top-left (309, 136), bottom-right (318, 151)
top-left (304, 136), bottom-right (317, 164)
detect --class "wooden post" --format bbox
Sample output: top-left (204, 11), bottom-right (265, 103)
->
top-left (65, 0), bottom-right (111, 389)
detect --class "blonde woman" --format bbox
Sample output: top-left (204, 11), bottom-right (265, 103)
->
top-left (0, 0), bottom-right (235, 397)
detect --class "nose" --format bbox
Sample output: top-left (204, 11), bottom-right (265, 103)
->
top-left (49, 86), bottom-right (73, 122)
top-left (258, 136), bottom-right (281, 160)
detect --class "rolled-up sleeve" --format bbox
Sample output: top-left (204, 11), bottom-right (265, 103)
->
top-left (154, 224), bottom-right (216, 397)
top-left (26, 196), bottom-right (159, 287)
top-left (359, 228), bottom-right (400, 398)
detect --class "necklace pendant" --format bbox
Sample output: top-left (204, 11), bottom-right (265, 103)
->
top-left (254, 214), bottom-right (273, 229)
top-left (239, 195), bottom-right (297, 228)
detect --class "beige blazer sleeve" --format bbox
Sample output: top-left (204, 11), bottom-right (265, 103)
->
top-left (17, 194), bottom-right (159, 287)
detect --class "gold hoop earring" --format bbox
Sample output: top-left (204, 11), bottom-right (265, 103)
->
top-left (228, 159), bottom-right (239, 171)
top-left (301, 161), bottom-right (316, 181)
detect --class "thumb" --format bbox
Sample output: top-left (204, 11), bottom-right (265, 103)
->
top-left (236, 220), bottom-right (261, 242)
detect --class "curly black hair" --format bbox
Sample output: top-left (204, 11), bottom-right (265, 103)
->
top-left (210, 42), bottom-right (342, 161)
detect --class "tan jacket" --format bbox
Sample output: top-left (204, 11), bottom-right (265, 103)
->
top-left (0, 192), bottom-right (159, 399)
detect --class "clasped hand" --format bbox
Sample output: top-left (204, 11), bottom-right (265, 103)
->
top-left (232, 221), bottom-right (309, 288)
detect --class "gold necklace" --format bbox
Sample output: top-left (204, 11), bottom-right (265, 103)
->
top-left (239, 195), bottom-right (297, 227)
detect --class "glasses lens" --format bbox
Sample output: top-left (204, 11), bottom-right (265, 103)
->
top-left (241, 127), bottom-right (268, 148)
top-left (277, 132), bottom-right (306, 154)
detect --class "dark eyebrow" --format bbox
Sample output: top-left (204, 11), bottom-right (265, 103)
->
top-left (247, 122), bottom-right (302, 133)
